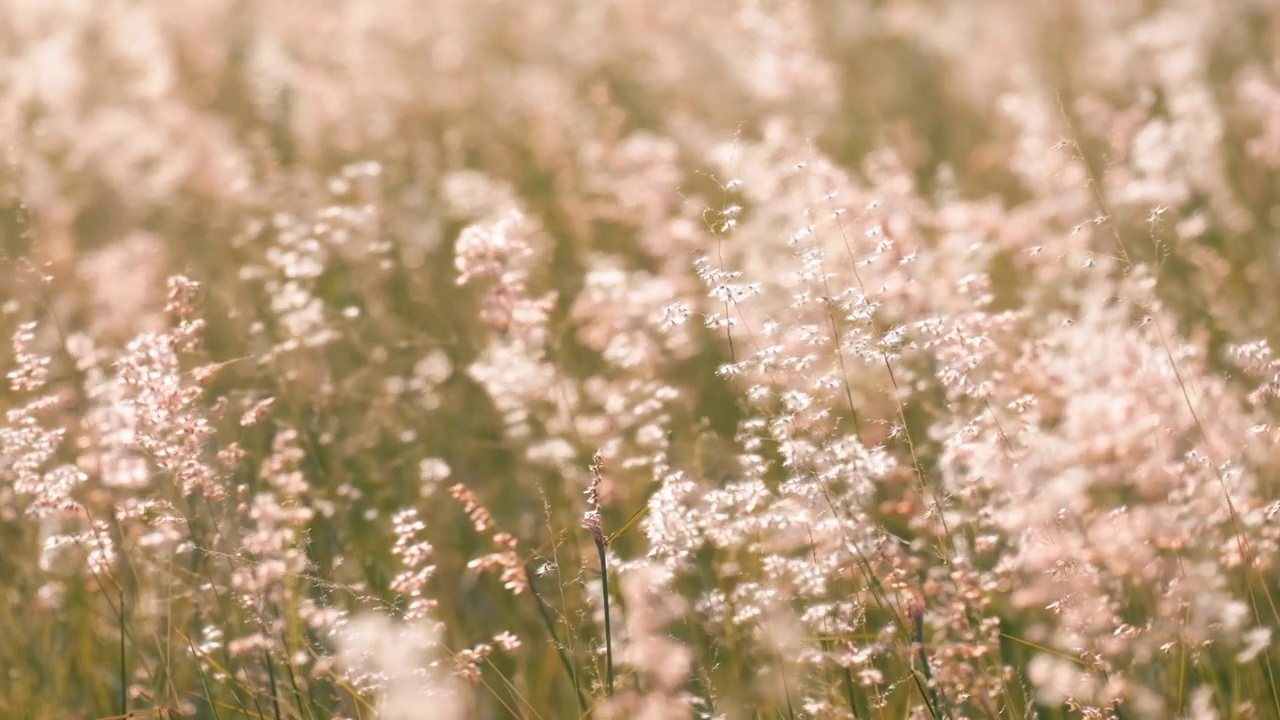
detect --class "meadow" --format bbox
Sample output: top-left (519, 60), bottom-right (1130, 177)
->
top-left (2, 1), bottom-right (1280, 718)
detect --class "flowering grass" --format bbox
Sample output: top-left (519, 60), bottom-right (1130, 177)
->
top-left (2, 1), bottom-right (1280, 718)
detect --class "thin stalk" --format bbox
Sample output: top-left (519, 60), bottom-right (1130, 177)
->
top-left (262, 647), bottom-right (283, 720)
top-left (909, 598), bottom-right (941, 714)
top-left (594, 535), bottom-right (614, 697)
top-left (584, 454), bottom-right (615, 698)
top-left (524, 564), bottom-right (587, 713)
top-left (119, 587), bottom-right (128, 718)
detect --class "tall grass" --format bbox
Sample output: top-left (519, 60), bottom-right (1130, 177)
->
top-left (2, 1), bottom-right (1280, 718)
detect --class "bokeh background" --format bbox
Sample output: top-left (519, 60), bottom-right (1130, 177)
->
top-left (3, 1), bottom-right (1280, 718)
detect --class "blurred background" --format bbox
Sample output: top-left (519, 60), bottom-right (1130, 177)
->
top-left (2, 1), bottom-right (1280, 718)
